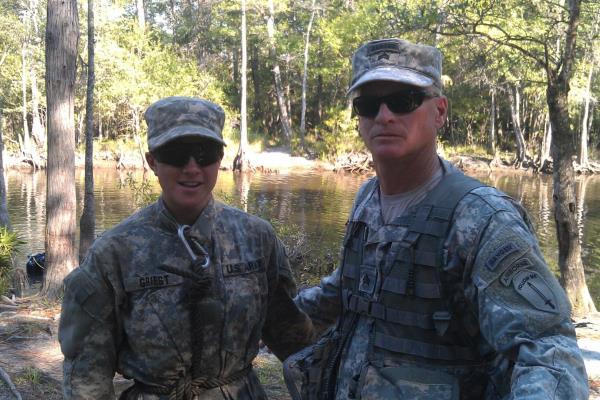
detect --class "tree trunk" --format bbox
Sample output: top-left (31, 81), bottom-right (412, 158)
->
top-left (234, 0), bottom-right (250, 172)
top-left (316, 36), bottom-right (323, 128)
top-left (250, 45), bottom-right (264, 128)
top-left (299, 0), bottom-right (316, 151)
top-left (132, 108), bottom-right (149, 171)
top-left (29, 0), bottom-right (44, 148)
top-left (250, 44), bottom-right (267, 127)
top-left (547, 0), bottom-right (595, 316)
top-left (21, 42), bottom-right (31, 156)
top-left (43, 0), bottom-right (79, 300)
top-left (0, 108), bottom-right (11, 229)
top-left (539, 115), bottom-right (552, 171)
top-left (578, 62), bottom-right (593, 167)
top-left (136, 0), bottom-right (145, 30)
top-left (30, 68), bottom-right (45, 147)
top-left (508, 84), bottom-right (528, 166)
top-left (266, 0), bottom-right (293, 148)
top-left (489, 88), bottom-right (496, 157)
top-left (79, 0), bottom-right (95, 263)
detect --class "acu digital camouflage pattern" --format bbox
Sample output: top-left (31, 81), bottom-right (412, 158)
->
top-left (59, 198), bottom-right (315, 400)
top-left (294, 159), bottom-right (588, 400)
top-left (145, 96), bottom-right (227, 151)
top-left (347, 38), bottom-right (442, 95)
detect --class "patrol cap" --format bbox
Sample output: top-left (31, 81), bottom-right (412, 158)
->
top-left (145, 96), bottom-right (226, 151)
top-left (348, 38), bottom-right (442, 95)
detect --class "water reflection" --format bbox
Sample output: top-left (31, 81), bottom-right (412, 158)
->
top-left (5, 168), bottom-right (600, 303)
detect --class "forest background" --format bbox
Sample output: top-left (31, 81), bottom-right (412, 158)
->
top-left (0, 1), bottom-right (600, 307)
top-left (1, 0), bottom-right (598, 168)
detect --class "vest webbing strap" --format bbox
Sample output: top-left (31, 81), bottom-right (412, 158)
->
top-left (404, 220), bottom-right (447, 237)
top-left (346, 293), bottom-right (435, 330)
top-left (374, 332), bottom-right (479, 361)
top-left (381, 276), bottom-right (442, 298)
top-left (395, 248), bottom-right (439, 268)
top-left (419, 172), bottom-right (484, 213)
top-left (344, 266), bottom-right (442, 298)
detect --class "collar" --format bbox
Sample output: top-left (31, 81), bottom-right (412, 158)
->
top-left (156, 197), bottom-right (216, 243)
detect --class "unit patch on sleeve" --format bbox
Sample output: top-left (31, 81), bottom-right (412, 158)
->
top-left (500, 257), bottom-right (533, 286)
top-left (512, 269), bottom-right (559, 314)
top-left (485, 242), bottom-right (519, 271)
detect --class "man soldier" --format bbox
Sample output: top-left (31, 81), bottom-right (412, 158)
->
top-left (59, 96), bottom-right (315, 399)
top-left (284, 38), bottom-right (588, 399)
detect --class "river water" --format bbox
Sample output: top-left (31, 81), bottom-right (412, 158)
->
top-left (7, 167), bottom-right (600, 302)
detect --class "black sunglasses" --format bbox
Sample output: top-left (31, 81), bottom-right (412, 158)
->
top-left (152, 142), bottom-right (223, 168)
top-left (352, 89), bottom-right (434, 118)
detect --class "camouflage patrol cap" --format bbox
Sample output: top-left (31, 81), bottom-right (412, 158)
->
top-left (348, 38), bottom-right (442, 95)
top-left (145, 96), bottom-right (226, 151)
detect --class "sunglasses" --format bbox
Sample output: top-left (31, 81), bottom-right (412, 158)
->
top-left (152, 142), bottom-right (223, 168)
top-left (352, 89), bottom-right (434, 118)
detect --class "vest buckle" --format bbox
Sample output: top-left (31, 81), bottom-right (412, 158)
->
top-left (432, 311), bottom-right (451, 336)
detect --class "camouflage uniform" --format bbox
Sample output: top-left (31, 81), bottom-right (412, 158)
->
top-left (295, 160), bottom-right (588, 399)
top-left (59, 96), bottom-right (314, 399)
top-left (59, 197), bottom-right (314, 399)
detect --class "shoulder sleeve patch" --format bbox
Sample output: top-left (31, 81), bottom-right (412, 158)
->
top-left (473, 224), bottom-right (531, 288)
top-left (512, 269), bottom-right (559, 314)
top-left (500, 257), bottom-right (533, 286)
top-left (485, 242), bottom-right (519, 271)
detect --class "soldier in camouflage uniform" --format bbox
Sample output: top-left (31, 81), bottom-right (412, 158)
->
top-left (284, 39), bottom-right (588, 399)
top-left (59, 96), bottom-right (315, 400)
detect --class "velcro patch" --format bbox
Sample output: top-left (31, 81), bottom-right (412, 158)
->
top-left (512, 270), bottom-right (558, 314)
top-left (486, 242), bottom-right (519, 271)
top-left (500, 258), bottom-right (533, 286)
top-left (358, 265), bottom-right (378, 297)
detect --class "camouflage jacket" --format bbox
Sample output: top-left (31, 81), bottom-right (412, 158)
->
top-left (295, 160), bottom-right (588, 399)
top-left (59, 198), bottom-right (314, 400)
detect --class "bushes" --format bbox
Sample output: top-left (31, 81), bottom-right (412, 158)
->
top-left (0, 227), bottom-right (23, 296)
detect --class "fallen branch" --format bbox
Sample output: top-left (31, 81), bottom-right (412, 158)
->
top-left (1, 295), bottom-right (17, 307)
top-left (0, 365), bottom-right (22, 400)
top-left (5, 314), bottom-right (53, 323)
top-left (0, 311), bottom-right (18, 318)
top-left (0, 304), bottom-right (18, 312)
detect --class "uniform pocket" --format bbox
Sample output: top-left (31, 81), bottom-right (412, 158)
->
top-left (59, 268), bottom-right (113, 359)
top-left (222, 258), bottom-right (268, 359)
top-left (359, 365), bottom-right (459, 400)
top-left (125, 282), bottom-right (191, 370)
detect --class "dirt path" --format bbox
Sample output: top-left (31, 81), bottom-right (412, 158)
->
top-left (1, 299), bottom-right (599, 399)
top-left (0, 299), bottom-right (62, 399)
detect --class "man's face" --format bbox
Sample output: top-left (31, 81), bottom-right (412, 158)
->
top-left (356, 81), bottom-right (447, 164)
top-left (146, 138), bottom-right (221, 224)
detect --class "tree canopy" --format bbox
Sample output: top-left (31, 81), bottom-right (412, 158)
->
top-left (0, 0), bottom-right (597, 162)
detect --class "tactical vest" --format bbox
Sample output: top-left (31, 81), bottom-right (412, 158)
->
top-left (339, 172), bottom-right (489, 380)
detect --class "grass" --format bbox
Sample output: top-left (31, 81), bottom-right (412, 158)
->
top-left (15, 366), bottom-right (42, 386)
top-left (254, 353), bottom-right (290, 400)
top-left (0, 227), bottom-right (24, 296)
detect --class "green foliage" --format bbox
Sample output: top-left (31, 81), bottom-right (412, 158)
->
top-left (312, 106), bottom-right (364, 159)
top-left (0, 1), bottom-right (27, 111)
top-left (0, 227), bottom-right (24, 296)
top-left (1, 0), bottom-right (598, 161)
top-left (118, 172), bottom-right (159, 210)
